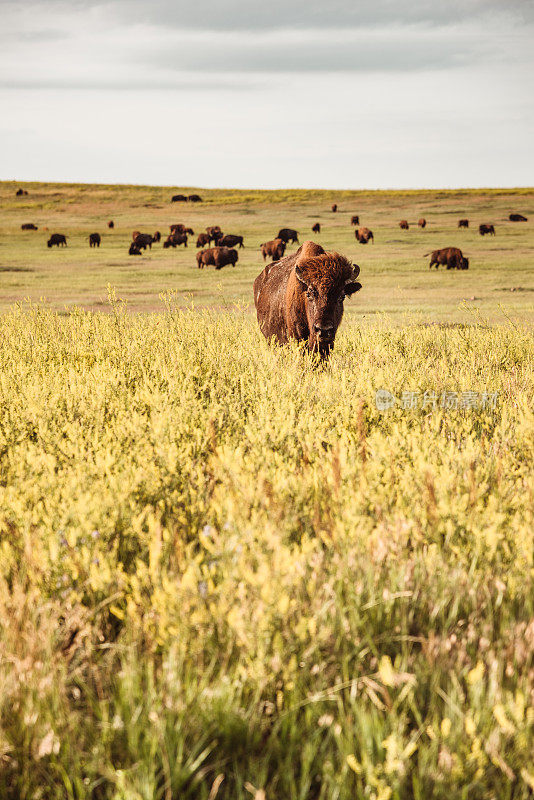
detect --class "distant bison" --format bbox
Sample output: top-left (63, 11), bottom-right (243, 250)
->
top-left (260, 238), bottom-right (286, 262)
top-left (418, 218), bottom-right (427, 228)
top-left (170, 224), bottom-right (194, 235)
top-left (171, 194), bottom-right (187, 202)
top-left (458, 219), bottom-right (469, 228)
top-left (399, 220), bottom-right (409, 230)
top-left (312, 222), bottom-right (321, 233)
top-left (277, 228), bottom-right (299, 244)
top-left (355, 227), bottom-right (374, 244)
top-left (426, 247), bottom-right (469, 270)
top-left (21, 223), bottom-right (38, 230)
top-left (88, 232), bottom-right (101, 248)
top-left (129, 243), bottom-right (142, 255)
top-left (133, 232), bottom-right (154, 249)
top-left (196, 246), bottom-right (238, 270)
top-left (188, 194), bottom-right (202, 203)
top-left (218, 234), bottom-right (244, 248)
top-left (509, 213), bottom-right (527, 222)
top-left (196, 233), bottom-right (211, 248)
top-left (47, 233), bottom-right (67, 247)
top-left (206, 226), bottom-right (223, 245)
top-left (331, 204), bottom-right (337, 212)
top-left (351, 215), bottom-right (359, 226)
top-left (16, 188), bottom-right (28, 196)
top-left (479, 223), bottom-right (495, 236)
top-left (153, 231), bottom-right (161, 243)
top-left (163, 232), bottom-right (188, 248)
top-left (108, 220), bottom-right (115, 229)
top-left (253, 240), bottom-right (362, 359)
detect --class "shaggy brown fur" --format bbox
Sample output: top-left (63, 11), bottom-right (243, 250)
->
top-left (254, 241), bottom-right (361, 358)
top-left (196, 246), bottom-right (238, 269)
top-left (479, 223), bottom-right (495, 236)
top-left (458, 219), bottom-right (469, 228)
top-left (355, 227), bottom-right (374, 244)
top-left (196, 233), bottom-right (211, 248)
top-left (399, 220), bottom-right (409, 230)
top-left (260, 239), bottom-right (286, 262)
top-left (425, 247), bottom-right (469, 270)
top-left (133, 232), bottom-right (154, 249)
top-left (170, 224), bottom-right (194, 235)
top-left (219, 234), bottom-right (244, 248)
top-left (418, 218), bottom-right (427, 228)
top-left (277, 228), bottom-right (299, 244)
top-left (163, 232), bottom-right (188, 248)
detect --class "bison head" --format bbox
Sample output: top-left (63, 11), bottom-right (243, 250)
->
top-left (461, 257), bottom-right (469, 270)
top-left (294, 242), bottom-right (361, 355)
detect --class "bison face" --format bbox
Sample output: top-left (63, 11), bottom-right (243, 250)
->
top-left (462, 257), bottom-right (469, 270)
top-left (295, 260), bottom-right (361, 354)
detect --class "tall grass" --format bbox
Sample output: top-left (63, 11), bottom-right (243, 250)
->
top-left (0, 301), bottom-right (533, 799)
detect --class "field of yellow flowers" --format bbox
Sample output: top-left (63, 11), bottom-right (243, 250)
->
top-left (0, 296), bottom-right (533, 799)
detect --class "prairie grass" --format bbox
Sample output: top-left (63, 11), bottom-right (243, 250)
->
top-left (0, 300), bottom-right (533, 799)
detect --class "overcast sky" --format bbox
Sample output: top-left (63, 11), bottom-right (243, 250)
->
top-left (1, 0), bottom-right (533, 189)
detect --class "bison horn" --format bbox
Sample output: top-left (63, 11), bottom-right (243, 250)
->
top-left (347, 264), bottom-right (360, 281)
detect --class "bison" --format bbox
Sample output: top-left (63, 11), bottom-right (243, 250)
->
top-left (218, 234), bottom-right (244, 248)
top-left (509, 213), bottom-right (527, 222)
top-left (188, 194), bottom-right (202, 203)
top-left (458, 219), bottom-right (469, 228)
top-left (260, 239), bottom-right (286, 262)
top-left (426, 247), bottom-right (469, 270)
top-left (133, 232), bottom-right (154, 249)
top-left (16, 188), bottom-right (24, 196)
top-left (399, 220), bottom-right (409, 230)
top-left (88, 233), bottom-right (101, 248)
top-left (253, 240), bottom-right (361, 359)
top-left (196, 233), bottom-right (211, 248)
top-left (479, 224), bottom-right (495, 236)
top-left (355, 227), bottom-right (374, 244)
top-left (331, 204), bottom-right (338, 212)
top-left (129, 243), bottom-right (142, 255)
top-left (47, 233), bottom-right (67, 247)
top-left (153, 231), bottom-right (161, 243)
top-left (170, 224), bottom-right (194, 235)
top-left (277, 228), bottom-right (299, 244)
top-left (312, 223), bottom-right (321, 233)
top-left (196, 246), bottom-right (238, 270)
top-left (171, 194), bottom-right (187, 202)
top-left (21, 223), bottom-right (38, 230)
top-left (418, 218), bottom-right (427, 228)
top-left (108, 220), bottom-right (114, 229)
top-left (163, 232), bottom-right (188, 248)
top-left (351, 215), bottom-right (359, 226)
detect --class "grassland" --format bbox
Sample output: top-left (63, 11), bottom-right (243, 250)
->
top-left (0, 181), bottom-right (533, 322)
top-left (0, 182), bottom-right (533, 799)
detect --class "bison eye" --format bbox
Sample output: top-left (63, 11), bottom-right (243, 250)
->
top-left (306, 287), bottom-right (318, 300)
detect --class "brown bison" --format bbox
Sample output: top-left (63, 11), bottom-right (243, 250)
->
top-left (108, 220), bottom-right (114, 229)
top-left (170, 224), bottom-right (194, 235)
top-left (88, 233), bottom-right (101, 248)
top-left (153, 231), bottom-right (161, 242)
top-left (331, 204), bottom-right (337, 212)
top-left (277, 228), bottom-right (299, 244)
top-left (188, 194), bottom-right (202, 203)
top-left (47, 233), bottom-right (67, 247)
top-left (218, 234), bottom-right (244, 248)
top-left (479, 224), bottom-right (495, 236)
top-left (206, 227), bottom-right (223, 245)
top-left (260, 239), bottom-right (286, 262)
top-left (418, 218), bottom-right (427, 228)
top-left (509, 213), bottom-right (527, 222)
top-left (399, 220), bottom-right (409, 230)
top-left (355, 227), bottom-right (374, 244)
top-left (351, 215), bottom-right (359, 226)
top-left (426, 247), bottom-right (469, 270)
top-left (163, 232), bottom-right (188, 248)
top-left (171, 194), bottom-right (187, 202)
top-left (129, 243), bottom-right (142, 255)
top-left (133, 232), bottom-right (154, 249)
top-left (16, 188), bottom-right (24, 196)
top-left (196, 233), bottom-right (211, 248)
top-left (196, 246), bottom-right (238, 270)
top-left (458, 219), bottom-right (469, 228)
top-left (21, 223), bottom-right (38, 230)
top-left (253, 241), bottom-right (361, 359)
top-left (312, 222), bottom-right (321, 233)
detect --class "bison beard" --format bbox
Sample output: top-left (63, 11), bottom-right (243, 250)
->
top-left (254, 241), bottom-right (361, 359)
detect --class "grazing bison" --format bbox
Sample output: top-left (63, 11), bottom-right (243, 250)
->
top-left (153, 231), bottom-right (161, 243)
top-left (108, 220), bottom-right (114, 229)
top-left (129, 243), bottom-right (142, 255)
top-left (163, 232), bottom-right (188, 248)
top-left (509, 213), bottom-right (527, 222)
top-left (170, 224), bottom-right (194, 235)
top-left (426, 247), bottom-right (469, 270)
top-left (458, 219), bottom-right (469, 228)
top-left (133, 232), bottom-right (155, 249)
top-left (196, 246), bottom-right (238, 270)
top-left (351, 215), bottom-right (359, 226)
top-left (331, 204), bottom-right (337, 212)
top-left (312, 222), bottom-right (321, 233)
top-left (355, 227), bottom-right (374, 244)
top-left (260, 238), bottom-right (286, 262)
top-left (88, 233), bottom-right (101, 248)
top-left (418, 218), bottom-right (427, 228)
top-left (171, 194), bottom-right (187, 202)
top-left (253, 241), bottom-right (362, 359)
top-left (277, 228), bottom-right (299, 244)
top-left (218, 234), bottom-right (244, 248)
top-left (21, 223), bottom-right (38, 230)
top-left (399, 220), bottom-right (409, 230)
top-left (479, 223), bottom-right (495, 236)
top-left (47, 233), bottom-right (67, 247)
top-left (16, 188), bottom-right (24, 196)
top-left (188, 194), bottom-right (202, 203)
top-left (196, 232), bottom-right (211, 248)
